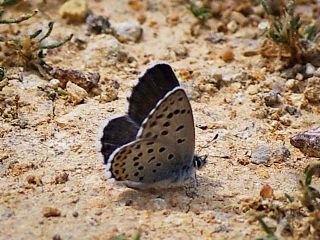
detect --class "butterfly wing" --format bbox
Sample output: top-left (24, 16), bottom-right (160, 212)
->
top-left (128, 63), bottom-right (180, 125)
top-left (137, 88), bottom-right (195, 166)
top-left (101, 62), bottom-right (196, 188)
top-left (105, 88), bottom-right (195, 187)
top-left (106, 138), bottom-right (194, 186)
top-left (100, 116), bottom-right (139, 163)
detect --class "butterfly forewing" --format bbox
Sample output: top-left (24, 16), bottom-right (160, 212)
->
top-left (137, 88), bottom-right (195, 163)
top-left (109, 139), bottom-right (192, 183)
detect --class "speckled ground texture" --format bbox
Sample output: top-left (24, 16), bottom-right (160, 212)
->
top-left (1, 1), bottom-right (320, 240)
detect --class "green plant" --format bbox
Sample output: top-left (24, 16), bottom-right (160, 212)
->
top-left (260, 0), bottom-right (320, 65)
top-left (2, 21), bottom-right (73, 77)
top-left (114, 232), bottom-right (141, 240)
top-left (254, 162), bottom-right (320, 239)
top-left (188, 4), bottom-right (212, 25)
top-left (256, 217), bottom-right (279, 240)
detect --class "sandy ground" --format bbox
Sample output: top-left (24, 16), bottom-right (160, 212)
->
top-left (1, 1), bottom-right (319, 239)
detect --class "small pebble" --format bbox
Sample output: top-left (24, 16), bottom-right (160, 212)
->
top-left (43, 207), bottom-right (61, 218)
top-left (54, 172), bottom-right (69, 184)
top-left (305, 63), bottom-right (316, 77)
top-left (280, 64), bottom-right (303, 79)
top-left (227, 20), bottom-right (238, 33)
top-left (290, 128), bottom-right (320, 157)
top-left (247, 85), bottom-right (259, 95)
top-left (150, 198), bottom-right (167, 211)
top-left (264, 91), bottom-right (281, 107)
top-left (273, 146), bottom-right (291, 163)
top-left (285, 79), bottom-right (299, 91)
top-left (113, 21), bottom-right (143, 43)
top-left (314, 67), bottom-right (320, 77)
top-left (26, 175), bottom-right (43, 186)
top-left (59, 0), bottom-right (88, 22)
top-left (251, 145), bottom-right (271, 165)
top-left (66, 81), bottom-right (88, 105)
top-left (260, 185), bottom-right (274, 199)
top-left (49, 79), bottom-right (61, 89)
top-left (52, 234), bottom-right (62, 240)
top-left (231, 11), bottom-right (248, 26)
top-left (221, 49), bottom-right (234, 62)
top-left (284, 105), bottom-right (300, 116)
top-left (72, 211), bottom-right (79, 217)
top-left (1, 208), bottom-right (14, 218)
top-left (304, 77), bottom-right (320, 103)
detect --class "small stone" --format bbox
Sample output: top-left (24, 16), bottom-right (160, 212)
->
top-left (272, 146), bottom-right (290, 163)
top-left (288, 94), bottom-right (307, 109)
top-left (196, 123), bottom-right (208, 130)
top-left (86, 34), bottom-right (121, 57)
top-left (52, 234), bottom-right (62, 240)
top-left (113, 21), bottom-right (143, 43)
top-left (66, 81), bottom-right (88, 105)
top-left (99, 85), bottom-right (118, 103)
top-left (95, 210), bottom-right (102, 216)
top-left (150, 198), bottom-right (167, 211)
top-left (264, 91), bottom-right (281, 107)
top-left (206, 32), bottom-right (225, 43)
top-left (281, 64), bottom-right (303, 79)
top-left (227, 20), bottom-right (238, 33)
top-left (48, 79), bottom-right (61, 89)
top-left (260, 185), bottom-right (274, 199)
top-left (128, 0), bottom-right (143, 11)
top-left (72, 211), bottom-right (79, 217)
top-left (290, 128), bottom-right (320, 157)
top-left (210, 1), bottom-right (222, 16)
top-left (1, 208), bottom-right (14, 218)
top-left (279, 115), bottom-right (292, 126)
top-left (231, 11), bottom-right (248, 26)
top-left (137, 13), bottom-right (146, 24)
top-left (54, 172), bottom-right (69, 184)
top-left (284, 105), bottom-right (300, 116)
top-left (305, 63), bottom-right (316, 77)
top-left (296, 73), bottom-right (304, 81)
top-left (125, 199), bottom-right (133, 206)
top-left (304, 77), bottom-right (320, 103)
top-left (26, 175), bottom-right (43, 186)
top-left (59, 0), bottom-right (88, 22)
top-left (247, 85), bottom-right (259, 95)
top-left (285, 79), bottom-right (299, 91)
top-left (258, 21), bottom-right (269, 30)
top-left (314, 67), bottom-right (320, 77)
top-left (251, 145), bottom-right (271, 165)
top-left (173, 46), bottom-right (188, 59)
top-left (43, 207), bottom-right (61, 217)
top-left (220, 49), bottom-right (234, 62)
top-left (86, 13), bottom-right (111, 34)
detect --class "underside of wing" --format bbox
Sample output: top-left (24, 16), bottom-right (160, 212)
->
top-left (137, 88), bottom-right (195, 164)
top-left (100, 116), bottom-right (139, 164)
top-left (128, 63), bottom-right (180, 125)
top-left (105, 139), bottom-right (194, 186)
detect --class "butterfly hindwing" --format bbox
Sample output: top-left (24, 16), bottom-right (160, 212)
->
top-left (100, 116), bottom-right (139, 163)
top-left (108, 138), bottom-right (193, 184)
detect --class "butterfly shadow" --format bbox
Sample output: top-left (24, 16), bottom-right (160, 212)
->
top-left (115, 175), bottom-right (231, 213)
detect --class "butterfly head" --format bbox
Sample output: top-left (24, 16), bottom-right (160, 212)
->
top-left (193, 155), bottom-right (207, 170)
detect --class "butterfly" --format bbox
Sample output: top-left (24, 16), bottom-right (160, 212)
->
top-left (99, 62), bottom-right (207, 189)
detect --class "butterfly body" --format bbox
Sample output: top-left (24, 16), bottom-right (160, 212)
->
top-left (99, 63), bottom-right (205, 189)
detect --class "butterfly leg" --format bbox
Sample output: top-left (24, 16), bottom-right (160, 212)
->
top-left (185, 173), bottom-right (198, 198)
